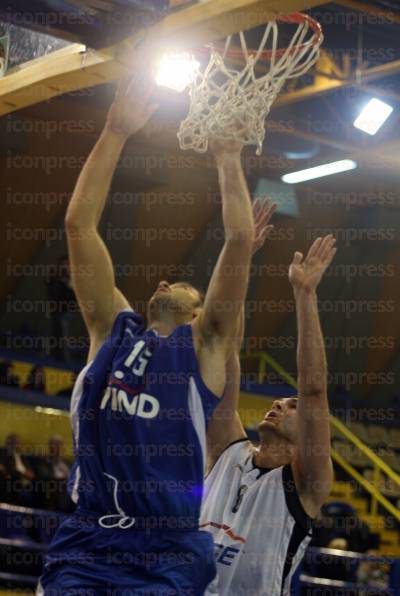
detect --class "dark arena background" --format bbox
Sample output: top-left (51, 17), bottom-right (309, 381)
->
top-left (0, 0), bottom-right (399, 594)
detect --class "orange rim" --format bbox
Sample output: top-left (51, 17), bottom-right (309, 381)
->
top-left (195, 13), bottom-right (323, 61)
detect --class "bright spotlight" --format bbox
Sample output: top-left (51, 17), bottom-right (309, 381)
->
top-left (353, 98), bottom-right (393, 135)
top-left (281, 159), bottom-right (357, 184)
top-left (155, 52), bottom-right (200, 92)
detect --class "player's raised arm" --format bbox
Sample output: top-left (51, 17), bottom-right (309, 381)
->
top-left (65, 70), bottom-right (158, 359)
top-left (206, 198), bottom-right (276, 471)
top-left (289, 235), bottom-right (337, 517)
top-left (192, 139), bottom-right (255, 397)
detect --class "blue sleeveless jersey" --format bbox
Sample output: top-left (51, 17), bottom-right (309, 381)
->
top-left (68, 309), bottom-right (220, 529)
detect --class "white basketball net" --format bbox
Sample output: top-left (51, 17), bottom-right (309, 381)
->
top-left (178, 16), bottom-right (323, 155)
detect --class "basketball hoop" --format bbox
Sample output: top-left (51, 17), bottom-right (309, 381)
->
top-left (177, 13), bottom-right (323, 155)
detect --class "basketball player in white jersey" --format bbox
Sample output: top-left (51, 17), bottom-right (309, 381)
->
top-left (202, 231), bottom-right (337, 595)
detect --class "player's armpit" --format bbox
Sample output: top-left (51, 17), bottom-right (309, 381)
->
top-left (86, 286), bottom-right (131, 362)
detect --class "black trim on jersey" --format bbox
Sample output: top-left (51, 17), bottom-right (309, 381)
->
top-left (280, 464), bottom-right (314, 594)
top-left (282, 464), bottom-right (314, 532)
top-left (222, 436), bottom-right (250, 453)
top-left (280, 522), bottom-right (309, 596)
top-left (205, 437), bottom-right (249, 478)
top-left (251, 455), bottom-right (273, 477)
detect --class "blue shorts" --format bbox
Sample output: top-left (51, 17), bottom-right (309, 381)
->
top-left (40, 512), bottom-right (216, 595)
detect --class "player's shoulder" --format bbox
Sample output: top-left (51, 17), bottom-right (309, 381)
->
top-left (222, 437), bottom-right (253, 457)
top-left (206, 437), bottom-right (253, 477)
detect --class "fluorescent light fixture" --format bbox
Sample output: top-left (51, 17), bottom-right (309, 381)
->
top-left (353, 98), bottom-right (393, 135)
top-left (155, 52), bottom-right (200, 92)
top-left (281, 159), bottom-right (357, 184)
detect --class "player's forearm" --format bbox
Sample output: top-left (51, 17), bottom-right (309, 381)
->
top-left (295, 288), bottom-right (327, 399)
top-left (295, 287), bottom-right (332, 501)
top-left (199, 155), bottom-right (254, 338)
top-left (65, 126), bottom-right (127, 230)
top-left (216, 154), bottom-right (255, 245)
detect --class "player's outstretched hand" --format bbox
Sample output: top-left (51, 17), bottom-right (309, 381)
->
top-left (107, 68), bottom-right (159, 138)
top-left (252, 197), bottom-right (277, 255)
top-left (289, 234), bottom-right (336, 292)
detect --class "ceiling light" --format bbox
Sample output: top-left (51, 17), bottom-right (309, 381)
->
top-left (353, 98), bottom-right (393, 135)
top-left (281, 159), bottom-right (357, 184)
top-left (155, 52), bottom-right (199, 92)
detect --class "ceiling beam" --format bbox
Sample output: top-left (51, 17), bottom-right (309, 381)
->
top-left (334, 0), bottom-right (400, 25)
top-left (268, 122), bottom-right (400, 168)
top-left (0, 0), bottom-right (327, 117)
top-left (276, 58), bottom-right (400, 106)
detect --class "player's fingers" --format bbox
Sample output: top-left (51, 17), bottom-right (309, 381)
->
top-left (323, 247), bottom-right (337, 269)
top-left (254, 225), bottom-right (273, 248)
top-left (258, 197), bottom-right (271, 219)
top-left (320, 236), bottom-right (336, 261)
top-left (253, 209), bottom-right (261, 229)
top-left (256, 197), bottom-right (271, 220)
top-left (258, 202), bottom-right (277, 227)
top-left (307, 237), bottom-right (323, 259)
top-left (292, 251), bottom-right (303, 265)
top-left (318, 234), bottom-right (334, 254)
top-left (261, 224), bottom-right (274, 239)
top-left (253, 197), bottom-right (261, 214)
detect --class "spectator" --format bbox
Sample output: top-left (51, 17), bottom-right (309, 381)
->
top-left (312, 502), bottom-right (374, 553)
top-left (24, 365), bottom-right (46, 393)
top-left (0, 361), bottom-right (19, 388)
top-left (46, 256), bottom-right (77, 363)
top-left (357, 550), bottom-right (389, 594)
top-left (326, 537), bottom-right (355, 582)
top-left (35, 435), bottom-right (72, 511)
top-left (0, 433), bottom-right (35, 505)
top-left (328, 537), bottom-right (348, 550)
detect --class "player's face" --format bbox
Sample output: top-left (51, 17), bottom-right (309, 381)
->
top-left (148, 281), bottom-right (202, 320)
top-left (258, 397), bottom-right (298, 442)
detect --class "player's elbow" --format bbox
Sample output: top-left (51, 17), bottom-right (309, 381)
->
top-left (65, 213), bottom-right (95, 235)
top-left (65, 212), bottom-right (81, 232)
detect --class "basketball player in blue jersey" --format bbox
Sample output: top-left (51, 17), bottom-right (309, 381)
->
top-left (38, 64), bottom-right (272, 595)
top-left (202, 231), bottom-right (337, 595)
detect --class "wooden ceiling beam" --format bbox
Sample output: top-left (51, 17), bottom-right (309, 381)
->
top-left (334, 0), bottom-right (400, 25)
top-left (0, 0), bottom-right (327, 117)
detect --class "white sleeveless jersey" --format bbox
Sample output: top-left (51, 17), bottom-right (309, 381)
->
top-left (201, 439), bottom-right (313, 596)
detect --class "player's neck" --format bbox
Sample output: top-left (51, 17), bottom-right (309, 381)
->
top-left (147, 312), bottom-right (190, 336)
top-left (253, 437), bottom-right (295, 469)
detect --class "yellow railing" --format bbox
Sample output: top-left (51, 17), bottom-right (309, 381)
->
top-left (241, 351), bottom-right (400, 522)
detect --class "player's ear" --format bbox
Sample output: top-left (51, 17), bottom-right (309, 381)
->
top-left (192, 306), bottom-right (202, 320)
